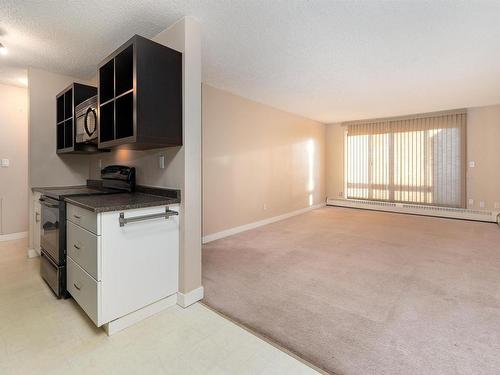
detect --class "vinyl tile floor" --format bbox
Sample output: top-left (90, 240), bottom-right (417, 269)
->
top-left (0, 238), bottom-right (320, 375)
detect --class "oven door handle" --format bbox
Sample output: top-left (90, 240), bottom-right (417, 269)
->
top-left (40, 202), bottom-right (60, 208)
top-left (39, 199), bottom-right (59, 209)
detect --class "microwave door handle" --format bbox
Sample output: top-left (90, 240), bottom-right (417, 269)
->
top-left (84, 107), bottom-right (96, 137)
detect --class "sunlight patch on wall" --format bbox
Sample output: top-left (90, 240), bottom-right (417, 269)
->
top-left (307, 139), bottom-right (315, 206)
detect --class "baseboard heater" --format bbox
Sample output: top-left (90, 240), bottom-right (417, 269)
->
top-left (327, 198), bottom-right (500, 224)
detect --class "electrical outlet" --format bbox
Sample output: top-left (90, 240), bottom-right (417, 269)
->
top-left (338, 191), bottom-right (343, 197)
top-left (469, 161), bottom-right (475, 168)
top-left (263, 204), bottom-right (267, 210)
top-left (159, 154), bottom-right (165, 169)
top-left (1, 158), bottom-right (9, 167)
top-left (468, 198), bottom-right (474, 207)
top-left (494, 202), bottom-right (499, 209)
top-left (479, 201), bottom-right (485, 208)
top-left (98, 159), bottom-right (102, 169)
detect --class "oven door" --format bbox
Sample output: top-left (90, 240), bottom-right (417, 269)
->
top-left (40, 251), bottom-right (63, 298)
top-left (40, 196), bottom-right (61, 264)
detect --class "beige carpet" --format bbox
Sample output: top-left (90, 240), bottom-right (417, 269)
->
top-left (202, 207), bottom-right (500, 375)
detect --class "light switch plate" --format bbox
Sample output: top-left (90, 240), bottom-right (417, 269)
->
top-left (468, 198), bottom-right (474, 206)
top-left (479, 201), bottom-right (485, 208)
top-left (469, 161), bottom-right (475, 168)
top-left (1, 158), bottom-right (9, 167)
top-left (159, 155), bottom-right (165, 169)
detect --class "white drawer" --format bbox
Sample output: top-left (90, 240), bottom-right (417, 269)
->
top-left (67, 257), bottom-right (100, 326)
top-left (67, 203), bottom-right (98, 234)
top-left (67, 220), bottom-right (100, 280)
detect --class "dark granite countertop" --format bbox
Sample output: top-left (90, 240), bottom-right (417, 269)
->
top-left (32, 185), bottom-right (120, 200)
top-left (33, 185), bottom-right (86, 192)
top-left (65, 192), bottom-right (180, 213)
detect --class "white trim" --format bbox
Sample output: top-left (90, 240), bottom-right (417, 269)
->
top-left (202, 203), bottom-right (326, 244)
top-left (177, 286), bottom-right (204, 308)
top-left (0, 231), bottom-right (28, 242)
top-left (327, 198), bottom-right (499, 223)
top-left (27, 248), bottom-right (40, 258)
top-left (103, 294), bottom-right (177, 336)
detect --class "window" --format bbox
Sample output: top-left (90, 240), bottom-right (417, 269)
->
top-left (345, 110), bottom-right (466, 208)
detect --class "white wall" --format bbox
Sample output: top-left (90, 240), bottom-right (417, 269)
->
top-left (0, 83), bottom-right (28, 235)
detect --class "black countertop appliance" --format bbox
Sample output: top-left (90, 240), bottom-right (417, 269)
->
top-left (101, 165), bottom-right (136, 192)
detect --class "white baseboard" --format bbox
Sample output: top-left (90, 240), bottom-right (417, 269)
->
top-left (27, 248), bottom-right (40, 258)
top-left (0, 231), bottom-right (28, 242)
top-left (327, 198), bottom-right (500, 223)
top-left (103, 293), bottom-right (177, 336)
top-left (202, 203), bottom-right (326, 244)
top-left (177, 286), bottom-right (204, 308)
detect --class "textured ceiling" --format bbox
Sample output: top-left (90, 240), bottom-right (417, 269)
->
top-left (1, 1), bottom-right (500, 122)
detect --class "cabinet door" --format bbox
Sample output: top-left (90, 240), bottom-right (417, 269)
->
top-left (100, 205), bottom-right (179, 324)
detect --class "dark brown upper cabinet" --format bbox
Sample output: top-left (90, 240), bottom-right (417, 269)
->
top-left (97, 35), bottom-right (182, 150)
top-left (56, 83), bottom-right (102, 154)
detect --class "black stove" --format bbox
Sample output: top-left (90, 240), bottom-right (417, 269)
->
top-left (39, 166), bottom-right (135, 298)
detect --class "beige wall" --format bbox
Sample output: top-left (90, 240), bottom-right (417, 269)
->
top-left (0, 84), bottom-right (28, 234)
top-left (28, 68), bottom-right (90, 188)
top-left (202, 84), bottom-right (326, 236)
top-left (326, 123), bottom-right (345, 200)
top-left (325, 105), bottom-right (500, 210)
top-left (467, 104), bottom-right (500, 210)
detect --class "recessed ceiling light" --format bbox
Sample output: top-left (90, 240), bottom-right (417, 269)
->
top-left (0, 43), bottom-right (8, 56)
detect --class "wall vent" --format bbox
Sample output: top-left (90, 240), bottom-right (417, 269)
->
top-left (327, 198), bottom-right (498, 223)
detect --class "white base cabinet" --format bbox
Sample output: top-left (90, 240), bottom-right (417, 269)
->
top-left (67, 203), bottom-right (179, 328)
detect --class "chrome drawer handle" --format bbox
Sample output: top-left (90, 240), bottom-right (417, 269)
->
top-left (73, 244), bottom-right (81, 250)
top-left (73, 215), bottom-right (81, 219)
top-left (119, 207), bottom-right (178, 227)
top-left (73, 283), bottom-right (81, 291)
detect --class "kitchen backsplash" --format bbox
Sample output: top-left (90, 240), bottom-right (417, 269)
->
top-left (89, 147), bottom-right (183, 189)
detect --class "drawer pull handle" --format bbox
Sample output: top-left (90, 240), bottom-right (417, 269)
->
top-left (73, 244), bottom-right (81, 250)
top-left (73, 283), bottom-right (81, 291)
top-left (73, 215), bottom-right (81, 219)
top-left (119, 207), bottom-right (178, 227)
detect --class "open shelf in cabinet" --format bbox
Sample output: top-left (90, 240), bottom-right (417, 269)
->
top-left (97, 34), bottom-right (182, 150)
top-left (56, 83), bottom-right (108, 154)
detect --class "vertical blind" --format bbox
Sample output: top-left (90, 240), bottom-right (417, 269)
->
top-left (346, 110), bottom-right (466, 208)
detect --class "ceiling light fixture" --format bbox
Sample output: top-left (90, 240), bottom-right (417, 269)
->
top-left (0, 43), bottom-right (8, 56)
